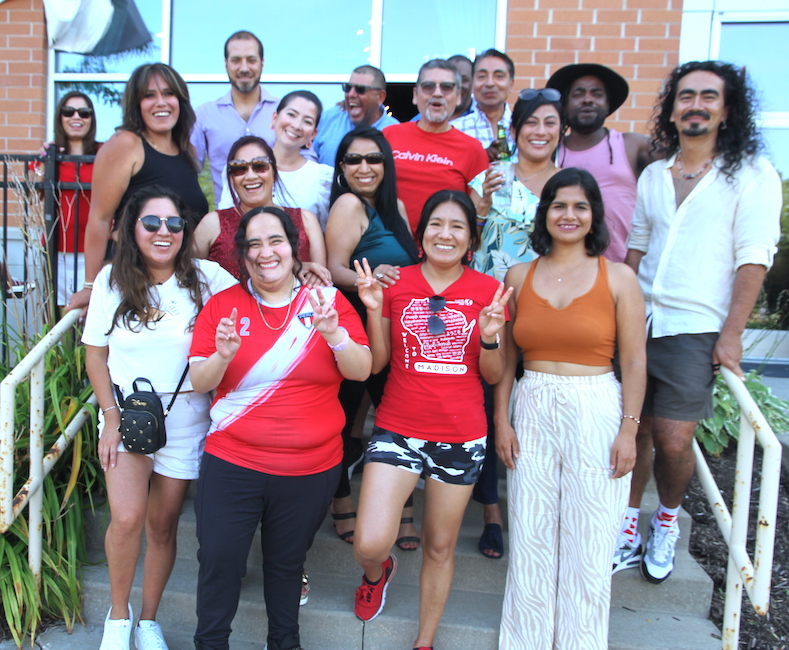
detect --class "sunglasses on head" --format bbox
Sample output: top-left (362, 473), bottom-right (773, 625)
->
top-left (518, 88), bottom-right (562, 102)
top-left (418, 81), bottom-right (457, 95)
top-left (228, 157), bottom-right (272, 177)
top-left (341, 83), bottom-right (383, 95)
top-left (342, 152), bottom-right (385, 166)
top-left (138, 215), bottom-right (185, 233)
top-left (61, 106), bottom-right (94, 119)
top-left (427, 295), bottom-right (447, 335)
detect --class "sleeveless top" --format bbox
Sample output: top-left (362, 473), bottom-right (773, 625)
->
top-left (208, 206), bottom-right (311, 279)
top-left (514, 256), bottom-right (616, 366)
top-left (117, 137), bottom-right (208, 226)
top-left (557, 129), bottom-right (637, 263)
top-left (350, 203), bottom-right (417, 271)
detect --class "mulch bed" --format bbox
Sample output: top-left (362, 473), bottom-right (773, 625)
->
top-left (685, 444), bottom-right (789, 649)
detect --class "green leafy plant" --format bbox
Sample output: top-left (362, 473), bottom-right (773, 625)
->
top-left (695, 370), bottom-right (789, 455)
top-left (0, 330), bottom-right (99, 646)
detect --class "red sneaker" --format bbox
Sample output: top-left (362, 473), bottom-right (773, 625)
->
top-left (354, 553), bottom-right (397, 621)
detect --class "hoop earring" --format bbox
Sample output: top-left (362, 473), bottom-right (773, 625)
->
top-left (720, 120), bottom-right (728, 130)
top-left (336, 173), bottom-right (349, 188)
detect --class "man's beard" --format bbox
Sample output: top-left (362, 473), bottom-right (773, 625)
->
top-left (232, 77), bottom-right (258, 94)
top-left (569, 108), bottom-right (606, 134)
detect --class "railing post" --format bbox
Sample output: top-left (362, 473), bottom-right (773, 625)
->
top-left (28, 356), bottom-right (45, 587)
top-left (44, 144), bottom-right (58, 321)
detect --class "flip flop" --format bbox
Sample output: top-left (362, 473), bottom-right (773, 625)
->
top-left (332, 510), bottom-right (356, 544)
top-left (396, 516), bottom-right (420, 551)
top-left (478, 523), bottom-right (504, 559)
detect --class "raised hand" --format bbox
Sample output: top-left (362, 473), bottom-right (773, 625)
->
top-left (307, 287), bottom-right (339, 335)
top-left (353, 258), bottom-right (384, 312)
top-left (215, 307), bottom-right (241, 360)
top-left (479, 282), bottom-right (513, 339)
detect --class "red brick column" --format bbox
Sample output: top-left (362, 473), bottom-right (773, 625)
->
top-left (506, 0), bottom-right (683, 135)
top-left (0, 0), bottom-right (48, 153)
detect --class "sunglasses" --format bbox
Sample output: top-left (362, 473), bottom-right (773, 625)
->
top-left (342, 152), bottom-right (385, 166)
top-left (342, 83), bottom-right (383, 95)
top-left (518, 88), bottom-right (562, 102)
top-left (427, 295), bottom-right (447, 336)
top-left (228, 157), bottom-right (272, 177)
top-left (418, 81), bottom-right (457, 95)
top-left (138, 215), bottom-right (185, 233)
top-left (61, 106), bottom-right (94, 119)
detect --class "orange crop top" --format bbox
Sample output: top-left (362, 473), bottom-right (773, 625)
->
top-left (513, 256), bottom-right (616, 366)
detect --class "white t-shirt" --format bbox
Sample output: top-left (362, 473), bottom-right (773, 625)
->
top-left (82, 259), bottom-right (237, 395)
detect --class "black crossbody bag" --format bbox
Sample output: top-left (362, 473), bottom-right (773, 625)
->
top-left (114, 365), bottom-right (189, 454)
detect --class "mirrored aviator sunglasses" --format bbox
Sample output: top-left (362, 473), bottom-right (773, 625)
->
top-left (342, 152), bottom-right (385, 165)
top-left (138, 215), bottom-right (185, 233)
top-left (427, 294), bottom-right (447, 335)
top-left (228, 157), bottom-right (272, 177)
top-left (518, 88), bottom-right (562, 102)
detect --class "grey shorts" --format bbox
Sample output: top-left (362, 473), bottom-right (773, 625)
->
top-left (642, 330), bottom-right (719, 422)
top-left (365, 426), bottom-right (486, 485)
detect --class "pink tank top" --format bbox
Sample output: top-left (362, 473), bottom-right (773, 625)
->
top-left (558, 129), bottom-right (637, 263)
top-left (208, 206), bottom-right (311, 279)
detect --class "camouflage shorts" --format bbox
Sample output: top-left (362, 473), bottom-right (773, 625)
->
top-left (365, 426), bottom-right (486, 485)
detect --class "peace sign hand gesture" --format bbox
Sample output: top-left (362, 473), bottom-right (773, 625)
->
top-left (354, 257), bottom-right (384, 312)
top-left (479, 282), bottom-right (513, 340)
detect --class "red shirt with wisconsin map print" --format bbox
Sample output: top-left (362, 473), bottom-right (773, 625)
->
top-left (383, 122), bottom-right (488, 233)
top-left (190, 283), bottom-right (368, 476)
top-left (375, 265), bottom-right (505, 444)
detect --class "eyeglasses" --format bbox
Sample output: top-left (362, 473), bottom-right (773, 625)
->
top-left (61, 106), bottom-right (94, 119)
top-left (228, 157), bottom-right (272, 177)
top-left (138, 215), bottom-right (185, 233)
top-left (518, 88), bottom-right (562, 102)
top-left (342, 152), bottom-right (385, 166)
top-left (427, 295), bottom-right (447, 335)
top-left (418, 81), bottom-right (458, 95)
top-left (342, 83), bottom-right (383, 95)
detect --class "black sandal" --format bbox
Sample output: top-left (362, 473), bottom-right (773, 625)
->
top-left (396, 516), bottom-right (420, 551)
top-left (478, 523), bottom-right (504, 559)
top-left (332, 510), bottom-right (356, 544)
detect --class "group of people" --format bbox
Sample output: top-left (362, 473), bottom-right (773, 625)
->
top-left (43, 27), bottom-right (781, 650)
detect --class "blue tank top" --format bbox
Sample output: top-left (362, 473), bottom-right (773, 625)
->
top-left (350, 203), bottom-right (417, 270)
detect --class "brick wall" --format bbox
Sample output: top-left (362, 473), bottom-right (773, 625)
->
top-left (0, 0), bottom-right (47, 153)
top-left (507, 0), bottom-right (683, 135)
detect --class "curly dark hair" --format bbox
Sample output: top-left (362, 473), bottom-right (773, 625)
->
top-left (120, 63), bottom-right (198, 171)
top-left (330, 125), bottom-right (419, 263)
top-left (109, 185), bottom-right (206, 333)
top-left (234, 206), bottom-right (303, 294)
top-left (652, 61), bottom-right (762, 181)
top-left (415, 190), bottom-right (480, 265)
top-left (529, 168), bottom-right (609, 257)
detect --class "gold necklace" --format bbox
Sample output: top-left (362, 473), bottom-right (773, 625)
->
top-left (515, 162), bottom-right (554, 184)
top-left (254, 281), bottom-right (296, 331)
top-left (542, 257), bottom-right (586, 282)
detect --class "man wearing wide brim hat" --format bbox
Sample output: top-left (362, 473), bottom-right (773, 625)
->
top-left (546, 63), bottom-right (659, 264)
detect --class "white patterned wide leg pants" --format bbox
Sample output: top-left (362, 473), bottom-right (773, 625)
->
top-left (499, 371), bottom-right (630, 650)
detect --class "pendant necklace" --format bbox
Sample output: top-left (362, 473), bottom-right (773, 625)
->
top-left (543, 257), bottom-right (586, 282)
top-left (515, 162), bottom-right (554, 185)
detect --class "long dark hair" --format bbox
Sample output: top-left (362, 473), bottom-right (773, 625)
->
top-left (415, 190), bottom-right (480, 265)
top-left (54, 91), bottom-right (99, 155)
top-left (330, 125), bottom-right (418, 263)
top-left (234, 206), bottom-right (303, 294)
top-left (652, 61), bottom-right (762, 181)
top-left (109, 185), bottom-right (206, 332)
top-left (120, 63), bottom-right (198, 171)
top-left (529, 168), bottom-right (608, 257)
top-left (225, 135), bottom-right (280, 210)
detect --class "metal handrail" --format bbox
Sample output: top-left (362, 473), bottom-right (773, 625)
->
top-left (0, 308), bottom-right (96, 586)
top-left (692, 366), bottom-right (783, 650)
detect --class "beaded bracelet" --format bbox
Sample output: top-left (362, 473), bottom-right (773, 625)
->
top-left (622, 414), bottom-right (641, 425)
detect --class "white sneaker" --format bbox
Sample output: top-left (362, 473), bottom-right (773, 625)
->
top-left (641, 513), bottom-right (680, 584)
top-left (612, 530), bottom-right (643, 574)
top-left (99, 603), bottom-right (133, 650)
top-left (300, 571), bottom-right (310, 606)
top-left (134, 620), bottom-right (169, 650)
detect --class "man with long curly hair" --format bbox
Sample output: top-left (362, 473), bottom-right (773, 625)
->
top-left (616, 61), bottom-right (782, 583)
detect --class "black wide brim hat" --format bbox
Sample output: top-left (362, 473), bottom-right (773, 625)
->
top-left (546, 64), bottom-right (629, 116)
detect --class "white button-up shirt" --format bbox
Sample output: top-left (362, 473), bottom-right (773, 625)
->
top-left (626, 154), bottom-right (781, 338)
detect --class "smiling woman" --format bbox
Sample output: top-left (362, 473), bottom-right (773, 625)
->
top-left (69, 63), bottom-right (208, 313)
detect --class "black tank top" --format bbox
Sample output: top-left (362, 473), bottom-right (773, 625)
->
top-left (117, 136), bottom-right (208, 227)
